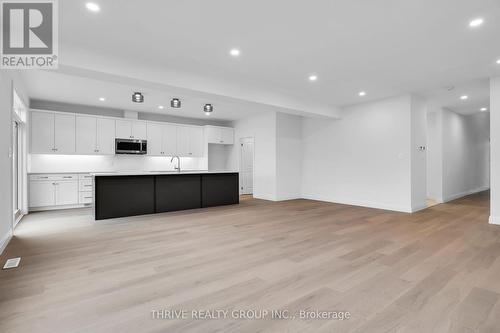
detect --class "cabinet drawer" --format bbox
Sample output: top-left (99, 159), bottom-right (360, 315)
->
top-left (79, 191), bottom-right (93, 204)
top-left (79, 179), bottom-right (93, 191)
top-left (30, 174), bottom-right (78, 181)
top-left (79, 173), bottom-right (93, 180)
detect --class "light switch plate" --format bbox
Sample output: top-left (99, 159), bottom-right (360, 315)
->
top-left (3, 257), bottom-right (21, 269)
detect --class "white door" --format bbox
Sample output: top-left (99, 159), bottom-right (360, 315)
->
top-left (55, 181), bottom-right (79, 205)
top-left (54, 113), bottom-right (76, 154)
top-left (221, 128), bottom-right (234, 144)
top-left (147, 123), bottom-right (163, 155)
top-left (189, 127), bottom-right (204, 157)
top-left (31, 111), bottom-right (54, 153)
top-left (96, 118), bottom-right (115, 154)
top-left (176, 126), bottom-right (190, 156)
top-left (29, 182), bottom-right (55, 207)
top-left (76, 116), bottom-right (97, 154)
top-left (162, 124), bottom-right (177, 156)
top-left (132, 121), bottom-right (147, 140)
top-left (240, 138), bottom-right (254, 195)
top-left (115, 120), bottom-right (132, 139)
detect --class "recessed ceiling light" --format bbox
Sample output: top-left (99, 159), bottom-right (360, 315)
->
top-left (496, 58), bottom-right (500, 64)
top-left (85, 2), bottom-right (100, 12)
top-left (230, 49), bottom-right (240, 57)
top-left (480, 107), bottom-right (488, 111)
top-left (132, 92), bottom-right (144, 103)
top-left (171, 98), bottom-right (181, 108)
top-left (98, 97), bottom-right (105, 102)
top-left (358, 91), bottom-right (366, 97)
top-left (469, 18), bottom-right (484, 28)
top-left (460, 95), bottom-right (468, 100)
top-left (308, 75), bottom-right (318, 82)
top-left (158, 105), bottom-right (164, 110)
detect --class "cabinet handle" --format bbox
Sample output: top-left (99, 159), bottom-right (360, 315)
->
top-left (39, 176), bottom-right (48, 179)
top-left (84, 185), bottom-right (92, 187)
top-left (188, 152), bottom-right (192, 155)
top-left (84, 196), bottom-right (93, 199)
top-left (63, 176), bottom-right (73, 179)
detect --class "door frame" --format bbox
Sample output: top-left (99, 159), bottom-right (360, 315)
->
top-left (12, 88), bottom-right (28, 229)
top-left (239, 137), bottom-right (255, 195)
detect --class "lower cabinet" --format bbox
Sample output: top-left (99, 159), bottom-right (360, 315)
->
top-left (155, 175), bottom-right (201, 212)
top-left (29, 173), bottom-right (93, 211)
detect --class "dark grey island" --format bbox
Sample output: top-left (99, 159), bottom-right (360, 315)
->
top-left (92, 171), bottom-right (239, 220)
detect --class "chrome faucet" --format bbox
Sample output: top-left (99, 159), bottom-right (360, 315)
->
top-left (170, 156), bottom-right (181, 172)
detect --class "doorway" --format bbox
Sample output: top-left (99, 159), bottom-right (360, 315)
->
top-left (239, 137), bottom-right (254, 195)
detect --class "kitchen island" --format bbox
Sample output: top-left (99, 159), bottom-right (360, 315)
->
top-left (92, 171), bottom-right (239, 220)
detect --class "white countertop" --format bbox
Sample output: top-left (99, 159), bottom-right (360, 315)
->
top-left (91, 170), bottom-right (238, 176)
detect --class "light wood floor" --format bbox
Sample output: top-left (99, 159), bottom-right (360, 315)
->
top-left (1, 192), bottom-right (500, 333)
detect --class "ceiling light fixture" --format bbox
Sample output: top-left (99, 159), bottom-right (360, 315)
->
top-left (158, 105), bottom-right (164, 110)
top-left (480, 107), bottom-right (488, 112)
top-left (230, 49), bottom-right (240, 57)
top-left (497, 59), bottom-right (500, 64)
top-left (469, 18), bottom-right (484, 28)
top-left (358, 91), bottom-right (366, 97)
top-left (99, 97), bottom-right (105, 102)
top-left (171, 98), bottom-right (181, 108)
top-left (204, 104), bottom-right (213, 115)
top-left (460, 95), bottom-right (468, 100)
top-left (85, 2), bottom-right (100, 12)
top-left (308, 75), bottom-right (318, 82)
top-left (132, 92), bottom-right (144, 103)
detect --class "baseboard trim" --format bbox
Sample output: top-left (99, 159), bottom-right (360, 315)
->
top-left (489, 216), bottom-right (500, 225)
top-left (301, 194), bottom-right (412, 213)
top-left (442, 186), bottom-right (490, 203)
top-left (0, 231), bottom-right (13, 255)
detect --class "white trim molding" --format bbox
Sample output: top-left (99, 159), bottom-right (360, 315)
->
top-left (489, 216), bottom-right (500, 225)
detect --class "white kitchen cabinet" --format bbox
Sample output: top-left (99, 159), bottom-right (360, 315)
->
top-left (76, 116), bottom-right (116, 154)
top-left (76, 116), bottom-right (97, 154)
top-left (206, 126), bottom-right (234, 145)
top-left (96, 118), bottom-right (115, 154)
top-left (189, 126), bottom-right (204, 157)
top-left (116, 120), bottom-right (147, 140)
top-left (162, 124), bottom-right (177, 155)
top-left (31, 111), bottom-right (76, 154)
top-left (31, 111), bottom-right (54, 153)
top-left (176, 126), bottom-right (190, 156)
top-left (55, 181), bottom-right (79, 205)
top-left (29, 181), bottom-right (55, 207)
top-left (147, 123), bottom-right (163, 155)
top-left (54, 113), bottom-right (76, 154)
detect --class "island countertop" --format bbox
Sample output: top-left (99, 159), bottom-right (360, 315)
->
top-left (91, 170), bottom-right (238, 177)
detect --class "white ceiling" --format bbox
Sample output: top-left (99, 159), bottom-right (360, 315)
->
top-left (23, 0), bottom-right (500, 119)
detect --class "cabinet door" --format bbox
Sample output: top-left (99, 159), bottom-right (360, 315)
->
top-left (206, 126), bottom-right (221, 144)
top-left (29, 181), bottom-right (55, 207)
top-left (176, 126), bottom-right (190, 156)
top-left (31, 111), bottom-right (54, 153)
top-left (54, 113), bottom-right (76, 154)
top-left (132, 121), bottom-right (147, 140)
top-left (115, 120), bottom-right (132, 139)
top-left (96, 118), bottom-right (115, 154)
top-left (221, 128), bottom-right (234, 144)
top-left (162, 124), bottom-right (177, 156)
top-left (76, 116), bottom-right (97, 154)
top-left (147, 123), bottom-right (163, 155)
top-left (55, 181), bottom-right (78, 205)
top-left (188, 127), bottom-right (204, 157)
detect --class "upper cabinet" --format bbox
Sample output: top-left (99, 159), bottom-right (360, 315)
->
top-left (176, 125), bottom-right (204, 157)
top-left (147, 123), bottom-right (178, 156)
top-left (115, 119), bottom-right (147, 140)
top-left (206, 126), bottom-right (234, 145)
top-left (76, 116), bottom-right (115, 155)
top-left (31, 111), bottom-right (75, 154)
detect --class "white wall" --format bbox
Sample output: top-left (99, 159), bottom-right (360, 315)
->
top-left (440, 109), bottom-right (490, 202)
top-left (301, 95), bottom-right (414, 212)
top-left (276, 112), bottom-right (302, 200)
top-left (230, 112), bottom-right (277, 200)
top-left (0, 71), bottom-right (29, 254)
top-left (491, 77), bottom-right (500, 224)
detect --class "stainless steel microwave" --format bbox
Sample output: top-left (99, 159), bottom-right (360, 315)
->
top-left (115, 139), bottom-right (147, 154)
